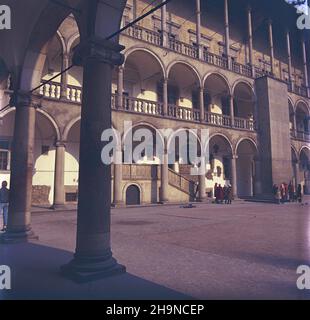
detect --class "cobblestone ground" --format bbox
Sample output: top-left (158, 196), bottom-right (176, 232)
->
top-left (1, 199), bottom-right (310, 300)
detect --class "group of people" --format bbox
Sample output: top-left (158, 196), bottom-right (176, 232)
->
top-left (272, 182), bottom-right (303, 204)
top-left (0, 181), bottom-right (9, 231)
top-left (214, 183), bottom-right (233, 204)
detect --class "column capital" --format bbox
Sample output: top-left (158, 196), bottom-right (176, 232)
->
top-left (55, 141), bottom-right (66, 148)
top-left (231, 154), bottom-right (238, 160)
top-left (73, 37), bottom-right (125, 67)
top-left (10, 91), bottom-right (42, 109)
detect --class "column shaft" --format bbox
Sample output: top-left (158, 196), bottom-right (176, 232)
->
top-left (224, 0), bottom-right (231, 67)
top-left (161, 0), bottom-right (168, 47)
top-left (160, 140), bottom-right (169, 203)
top-left (247, 6), bottom-right (255, 76)
top-left (231, 155), bottom-right (238, 198)
top-left (286, 31), bottom-right (293, 85)
top-left (61, 53), bottom-right (69, 99)
top-left (113, 148), bottom-right (123, 207)
top-left (199, 87), bottom-right (204, 122)
top-left (52, 142), bottom-right (66, 209)
top-left (3, 92), bottom-right (39, 242)
top-left (61, 39), bottom-right (125, 281)
top-left (230, 95), bottom-right (235, 127)
top-left (163, 78), bottom-right (168, 116)
top-left (196, 0), bottom-right (203, 59)
top-left (268, 20), bottom-right (275, 75)
top-left (254, 159), bottom-right (262, 196)
top-left (302, 38), bottom-right (309, 90)
top-left (117, 66), bottom-right (124, 109)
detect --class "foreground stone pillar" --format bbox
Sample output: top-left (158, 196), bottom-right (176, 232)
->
top-left (198, 173), bottom-right (206, 202)
top-left (112, 146), bottom-right (123, 207)
top-left (61, 38), bottom-right (126, 282)
top-left (160, 138), bottom-right (169, 203)
top-left (231, 155), bottom-right (238, 198)
top-left (52, 141), bottom-right (66, 209)
top-left (301, 37), bottom-right (309, 95)
top-left (2, 92), bottom-right (40, 243)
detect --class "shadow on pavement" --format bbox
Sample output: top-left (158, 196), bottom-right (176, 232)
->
top-left (0, 243), bottom-right (192, 300)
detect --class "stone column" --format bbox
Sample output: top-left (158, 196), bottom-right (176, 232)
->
top-left (196, 0), bottom-right (203, 59)
top-left (161, 0), bottom-right (168, 47)
top-left (2, 92), bottom-right (40, 243)
top-left (229, 95), bottom-right (235, 127)
top-left (117, 65), bottom-right (124, 109)
top-left (160, 138), bottom-right (169, 203)
top-left (286, 30), bottom-right (293, 88)
top-left (231, 155), bottom-right (238, 198)
top-left (247, 6), bottom-right (255, 77)
top-left (61, 38), bottom-right (126, 281)
top-left (268, 19), bottom-right (275, 75)
top-left (163, 78), bottom-right (168, 116)
top-left (224, 0), bottom-right (231, 68)
top-left (60, 53), bottom-right (69, 99)
top-left (254, 158), bottom-right (262, 196)
top-left (293, 112), bottom-right (298, 137)
top-left (113, 145), bottom-right (123, 207)
top-left (294, 161), bottom-right (300, 188)
top-left (199, 86), bottom-right (204, 122)
top-left (52, 141), bottom-right (66, 209)
top-left (301, 37), bottom-right (309, 95)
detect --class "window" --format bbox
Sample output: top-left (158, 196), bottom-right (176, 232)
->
top-left (0, 150), bottom-right (9, 171)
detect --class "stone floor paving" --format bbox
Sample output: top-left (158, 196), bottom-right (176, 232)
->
top-left (1, 199), bottom-right (310, 300)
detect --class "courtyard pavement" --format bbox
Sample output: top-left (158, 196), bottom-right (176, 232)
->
top-left (1, 199), bottom-right (310, 300)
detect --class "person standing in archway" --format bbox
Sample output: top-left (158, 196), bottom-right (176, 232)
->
top-left (0, 181), bottom-right (9, 231)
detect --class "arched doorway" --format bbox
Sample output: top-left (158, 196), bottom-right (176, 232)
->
top-left (126, 185), bottom-right (141, 205)
top-left (233, 82), bottom-right (255, 120)
top-left (300, 147), bottom-right (310, 194)
top-left (236, 139), bottom-right (257, 197)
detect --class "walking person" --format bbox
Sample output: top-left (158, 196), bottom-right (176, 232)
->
top-left (0, 181), bottom-right (9, 231)
top-left (223, 185), bottom-right (228, 204)
top-left (218, 184), bottom-right (224, 204)
top-left (228, 185), bottom-right (233, 204)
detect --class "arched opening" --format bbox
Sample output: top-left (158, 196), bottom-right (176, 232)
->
top-left (300, 147), bottom-right (310, 194)
top-left (120, 50), bottom-right (164, 113)
top-left (204, 73), bottom-right (230, 116)
top-left (126, 184), bottom-right (141, 205)
top-left (296, 102), bottom-right (309, 138)
top-left (168, 63), bottom-right (200, 114)
top-left (206, 135), bottom-right (233, 197)
top-left (236, 139), bottom-right (257, 197)
top-left (233, 82), bottom-right (255, 120)
top-left (291, 147), bottom-right (299, 188)
top-left (33, 112), bottom-right (60, 205)
top-left (65, 119), bottom-right (81, 203)
top-left (289, 100), bottom-right (295, 135)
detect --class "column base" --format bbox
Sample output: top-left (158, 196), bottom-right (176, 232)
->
top-left (111, 201), bottom-right (125, 208)
top-left (50, 204), bottom-right (68, 210)
top-left (0, 229), bottom-right (39, 244)
top-left (61, 255), bottom-right (126, 283)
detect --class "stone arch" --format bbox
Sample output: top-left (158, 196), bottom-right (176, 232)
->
top-left (207, 133), bottom-right (233, 155)
top-left (122, 48), bottom-right (166, 103)
top-left (295, 99), bottom-right (310, 115)
top-left (233, 81), bottom-right (256, 119)
top-left (36, 109), bottom-right (61, 141)
top-left (203, 71), bottom-right (231, 95)
top-left (236, 138), bottom-right (258, 197)
top-left (67, 32), bottom-right (80, 55)
top-left (124, 47), bottom-right (166, 79)
top-left (167, 60), bottom-right (202, 87)
top-left (235, 137), bottom-right (258, 156)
